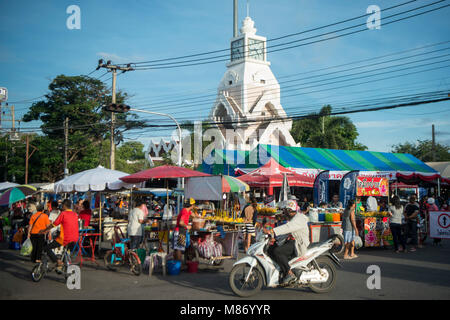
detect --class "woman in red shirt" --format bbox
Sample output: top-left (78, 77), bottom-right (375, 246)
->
top-left (78, 200), bottom-right (92, 228)
top-left (173, 198), bottom-right (200, 262)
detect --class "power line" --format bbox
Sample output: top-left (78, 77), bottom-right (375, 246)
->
top-left (129, 1), bottom-right (449, 69)
top-left (131, 54), bottom-right (450, 113)
top-left (127, 40), bottom-right (450, 105)
top-left (122, 0), bottom-right (420, 66)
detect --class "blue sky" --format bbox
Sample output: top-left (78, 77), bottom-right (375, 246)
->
top-left (1, 0), bottom-right (449, 153)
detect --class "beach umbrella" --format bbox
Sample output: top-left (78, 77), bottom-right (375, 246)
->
top-left (53, 165), bottom-right (139, 193)
top-left (0, 185), bottom-right (38, 206)
top-left (222, 175), bottom-right (250, 193)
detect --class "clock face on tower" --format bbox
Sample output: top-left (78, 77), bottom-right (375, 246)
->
top-left (231, 39), bottom-right (244, 61)
top-left (248, 38), bottom-right (264, 61)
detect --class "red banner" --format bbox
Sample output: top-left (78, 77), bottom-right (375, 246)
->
top-left (356, 177), bottom-right (389, 197)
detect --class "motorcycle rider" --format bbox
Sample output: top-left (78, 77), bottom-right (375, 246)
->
top-left (264, 199), bottom-right (310, 285)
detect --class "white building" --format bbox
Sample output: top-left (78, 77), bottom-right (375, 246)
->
top-left (209, 15), bottom-right (299, 150)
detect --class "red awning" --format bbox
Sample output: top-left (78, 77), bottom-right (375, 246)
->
top-left (119, 165), bottom-right (211, 183)
top-left (236, 158), bottom-right (315, 188)
top-left (396, 172), bottom-right (442, 185)
top-left (391, 182), bottom-right (419, 189)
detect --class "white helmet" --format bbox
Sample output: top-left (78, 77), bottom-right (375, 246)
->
top-left (278, 200), bottom-right (298, 212)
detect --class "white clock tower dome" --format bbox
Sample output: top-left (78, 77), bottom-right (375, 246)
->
top-left (209, 15), bottom-right (298, 150)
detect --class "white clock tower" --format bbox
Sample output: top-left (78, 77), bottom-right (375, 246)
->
top-left (209, 15), bottom-right (298, 150)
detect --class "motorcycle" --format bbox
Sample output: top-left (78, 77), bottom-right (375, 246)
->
top-left (229, 234), bottom-right (344, 297)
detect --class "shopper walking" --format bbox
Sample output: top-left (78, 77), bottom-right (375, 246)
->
top-left (389, 196), bottom-right (407, 253)
top-left (342, 200), bottom-right (358, 259)
top-left (404, 195), bottom-right (420, 252)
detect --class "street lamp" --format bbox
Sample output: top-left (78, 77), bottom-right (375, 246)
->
top-left (103, 104), bottom-right (184, 212)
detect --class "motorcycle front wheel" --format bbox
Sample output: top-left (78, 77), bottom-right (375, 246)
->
top-left (229, 263), bottom-right (264, 297)
top-left (309, 256), bottom-right (337, 294)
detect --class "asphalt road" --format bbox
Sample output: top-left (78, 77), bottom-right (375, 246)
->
top-left (1, 240), bottom-right (449, 300)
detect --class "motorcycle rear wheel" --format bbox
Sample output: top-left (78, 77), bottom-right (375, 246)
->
top-left (229, 263), bottom-right (264, 297)
top-left (328, 234), bottom-right (345, 255)
top-left (309, 256), bottom-right (337, 294)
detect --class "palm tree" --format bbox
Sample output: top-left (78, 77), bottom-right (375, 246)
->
top-left (290, 105), bottom-right (367, 150)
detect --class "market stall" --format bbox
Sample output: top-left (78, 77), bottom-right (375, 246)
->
top-left (354, 176), bottom-right (393, 247)
top-left (184, 175), bottom-right (249, 265)
top-left (53, 165), bottom-right (140, 249)
top-left (119, 165), bottom-right (211, 254)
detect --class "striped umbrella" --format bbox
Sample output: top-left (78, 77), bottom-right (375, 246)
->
top-left (0, 185), bottom-right (38, 206)
top-left (222, 175), bottom-right (250, 193)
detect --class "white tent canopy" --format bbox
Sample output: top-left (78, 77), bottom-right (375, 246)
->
top-left (54, 166), bottom-right (141, 193)
top-left (0, 182), bottom-right (20, 191)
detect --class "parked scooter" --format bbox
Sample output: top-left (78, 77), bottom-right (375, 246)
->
top-left (229, 234), bottom-right (344, 297)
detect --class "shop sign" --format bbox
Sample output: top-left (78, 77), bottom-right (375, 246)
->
top-left (357, 177), bottom-right (389, 197)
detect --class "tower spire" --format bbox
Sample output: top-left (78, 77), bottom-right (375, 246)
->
top-left (233, 0), bottom-right (238, 37)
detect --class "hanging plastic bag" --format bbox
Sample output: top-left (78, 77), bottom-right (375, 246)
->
top-left (20, 238), bottom-right (33, 256)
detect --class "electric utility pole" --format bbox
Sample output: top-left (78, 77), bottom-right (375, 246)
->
top-left (96, 60), bottom-right (134, 170)
top-left (432, 124), bottom-right (436, 162)
top-left (64, 117), bottom-right (69, 178)
top-left (0, 103), bottom-right (20, 182)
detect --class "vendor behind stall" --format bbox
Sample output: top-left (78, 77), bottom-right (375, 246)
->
top-left (197, 200), bottom-right (215, 216)
top-left (127, 200), bottom-right (148, 250)
top-left (173, 198), bottom-right (200, 263)
top-left (328, 194), bottom-right (343, 208)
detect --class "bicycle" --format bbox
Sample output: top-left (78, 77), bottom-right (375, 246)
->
top-left (104, 223), bottom-right (142, 276)
top-left (31, 242), bottom-right (74, 282)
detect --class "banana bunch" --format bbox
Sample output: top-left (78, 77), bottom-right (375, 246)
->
top-left (205, 216), bottom-right (245, 224)
top-left (357, 211), bottom-right (390, 218)
top-left (258, 207), bottom-right (278, 215)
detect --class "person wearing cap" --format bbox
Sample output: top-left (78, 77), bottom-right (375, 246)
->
top-left (426, 197), bottom-right (439, 211)
top-left (264, 199), bottom-right (310, 285)
top-left (173, 198), bottom-right (200, 263)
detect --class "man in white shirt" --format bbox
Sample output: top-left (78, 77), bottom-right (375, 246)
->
top-left (127, 201), bottom-right (147, 250)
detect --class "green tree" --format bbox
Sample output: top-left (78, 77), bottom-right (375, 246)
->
top-left (115, 141), bottom-right (147, 173)
top-left (391, 139), bottom-right (450, 161)
top-left (21, 74), bottom-right (147, 181)
top-left (290, 105), bottom-right (367, 150)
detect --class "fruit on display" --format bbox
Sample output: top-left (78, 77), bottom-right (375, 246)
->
top-left (258, 207), bottom-right (278, 215)
top-left (357, 211), bottom-right (390, 217)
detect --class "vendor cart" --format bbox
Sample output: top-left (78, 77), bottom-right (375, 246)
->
top-left (185, 220), bottom-right (244, 266)
top-left (355, 213), bottom-right (393, 248)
